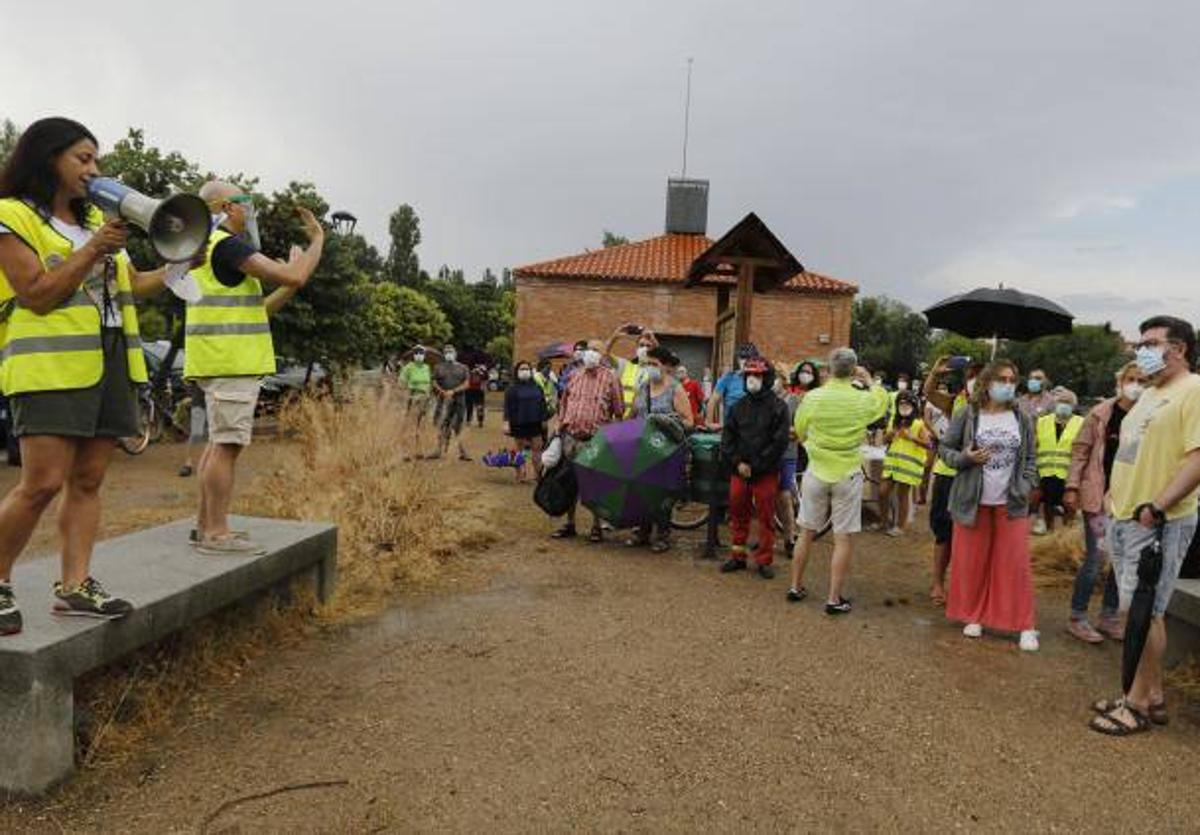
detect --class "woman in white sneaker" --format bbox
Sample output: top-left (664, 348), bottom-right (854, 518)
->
top-left (938, 360), bottom-right (1040, 651)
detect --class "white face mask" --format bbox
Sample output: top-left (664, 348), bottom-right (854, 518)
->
top-left (797, 371), bottom-right (814, 386)
top-left (745, 376), bottom-right (763, 394)
top-left (636, 345), bottom-right (650, 362)
top-left (444, 351), bottom-right (457, 363)
top-left (1122, 383), bottom-right (1143, 402)
top-left (897, 380), bottom-right (909, 391)
top-left (572, 349), bottom-right (583, 362)
top-left (517, 369), bottom-right (532, 381)
top-left (966, 378), bottom-right (976, 396)
top-left (898, 406), bottom-right (914, 418)
top-left (583, 349), bottom-right (601, 368)
top-left (413, 353), bottom-right (425, 363)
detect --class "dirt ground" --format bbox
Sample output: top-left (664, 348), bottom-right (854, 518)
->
top-left (2, 412), bottom-right (1200, 832)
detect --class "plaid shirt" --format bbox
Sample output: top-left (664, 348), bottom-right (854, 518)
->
top-left (559, 365), bottom-right (623, 438)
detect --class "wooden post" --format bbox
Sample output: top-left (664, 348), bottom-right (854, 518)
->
top-left (733, 260), bottom-right (754, 349)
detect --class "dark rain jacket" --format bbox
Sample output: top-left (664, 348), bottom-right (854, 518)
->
top-left (721, 381), bottom-right (791, 479)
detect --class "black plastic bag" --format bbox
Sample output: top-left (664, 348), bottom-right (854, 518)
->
top-left (534, 459), bottom-right (578, 517)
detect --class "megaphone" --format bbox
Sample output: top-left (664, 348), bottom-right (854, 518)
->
top-left (86, 177), bottom-right (211, 263)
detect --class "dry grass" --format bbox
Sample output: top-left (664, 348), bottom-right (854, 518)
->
top-left (1029, 525), bottom-right (1086, 588)
top-left (1166, 656), bottom-right (1200, 702)
top-left (73, 386), bottom-right (495, 771)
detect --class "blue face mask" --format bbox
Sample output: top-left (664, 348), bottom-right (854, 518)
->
top-left (1027, 379), bottom-right (1043, 394)
top-left (1135, 345), bottom-right (1167, 377)
top-left (990, 382), bottom-right (1016, 403)
top-left (1054, 403), bottom-right (1074, 420)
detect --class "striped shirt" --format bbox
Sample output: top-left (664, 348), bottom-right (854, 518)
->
top-left (560, 366), bottom-right (623, 438)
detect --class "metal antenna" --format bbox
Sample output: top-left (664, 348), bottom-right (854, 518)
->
top-left (681, 57), bottom-right (694, 178)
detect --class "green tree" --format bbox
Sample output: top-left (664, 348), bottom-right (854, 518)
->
top-left (602, 230), bottom-right (629, 248)
top-left (361, 283), bottom-right (451, 362)
top-left (927, 332), bottom-right (992, 367)
top-left (0, 118), bottom-right (19, 168)
top-left (486, 334), bottom-right (513, 365)
top-left (385, 204), bottom-right (422, 286)
top-left (851, 296), bottom-right (930, 378)
top-left (1005, 324), bottom-right (1128, 397)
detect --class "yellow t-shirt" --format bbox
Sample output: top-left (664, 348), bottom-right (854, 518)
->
top-left (1109, 372), bottom-right (1200, 520)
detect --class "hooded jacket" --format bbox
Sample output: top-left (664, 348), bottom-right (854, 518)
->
top-left (721, 370), bottom-right (791, 478)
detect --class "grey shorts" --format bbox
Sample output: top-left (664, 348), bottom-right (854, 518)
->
top-left (10, 328), bottom-right (138, 439)
top-left (1109, 515), bottom-right (1198, 617)
top-left (198, 377), bottom-right (261, 447)
top-left (800, 469), bottom-right (864, 534)
top-left (406, 392), bottom-right (433, 424)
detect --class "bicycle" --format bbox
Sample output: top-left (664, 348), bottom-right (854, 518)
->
top-left (119, 341), bottom-right (189, 455)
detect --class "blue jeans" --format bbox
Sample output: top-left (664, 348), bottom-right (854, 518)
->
top-left (1069, 512), bottom-right (1119, 619)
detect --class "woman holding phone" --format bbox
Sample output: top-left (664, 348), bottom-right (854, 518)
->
top-left (937, 359), bottom-right (1040, 651)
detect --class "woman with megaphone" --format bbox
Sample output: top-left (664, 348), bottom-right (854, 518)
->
top-left (0, 117), bottom-right (188, 634)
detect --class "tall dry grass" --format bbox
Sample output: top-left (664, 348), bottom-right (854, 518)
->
top-left (75, 386), bottom-right (486, 770)
top-left (1029, 526), bottom-right (1086, 588)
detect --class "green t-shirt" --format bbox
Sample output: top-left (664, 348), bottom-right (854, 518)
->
top-left (400, 361), bottom-right (432, 394)
top-left (794, 379), bottom-right (890, 483)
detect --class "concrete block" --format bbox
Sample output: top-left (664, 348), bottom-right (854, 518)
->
top-left (1166, 578), bottom-right (1200, 666)
top-left (0, 515), bottom-right (336, 796)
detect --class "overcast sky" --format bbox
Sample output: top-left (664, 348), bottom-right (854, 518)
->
top-left (4, 0), bottom-right (1199, 336)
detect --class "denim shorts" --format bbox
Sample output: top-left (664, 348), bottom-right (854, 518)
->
top-left (779, 457), bottom-right (798, 492)
top-left (1109, 515), bottom-right (1198, 617)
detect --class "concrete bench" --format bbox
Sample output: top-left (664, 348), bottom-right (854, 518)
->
top-left (1166, 578), bottom-right (1200, 666)
top-left (0, 515), bottom-right (336, 796)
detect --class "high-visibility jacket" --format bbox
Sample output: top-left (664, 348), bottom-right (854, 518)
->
top-left (533, 371), bottom-right (557, 416)
top-left (932, 393), bottom-right (969, 478)
top-left (883, 419), bottom-right (928, 487)
top-left (618, 358), bottom-right (643, 418)
top-left (1036, 412), bottom-right (1083, 479)
top-left (183, 229), bottom-right (275, 379)
top-left (0, 199), bottom-right (147, 395)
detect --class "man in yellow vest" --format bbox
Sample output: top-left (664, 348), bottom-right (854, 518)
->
top-left (1033, 386), bottom-right (1083, 535)
top-left (187, 181), bottom-right (324, 554)
top-left (604, 322), bottom-right (658, 418)
top-left (922, 356), bottom-right (983, 605)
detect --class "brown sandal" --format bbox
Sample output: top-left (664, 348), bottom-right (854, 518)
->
top-left (1089, 705), bottom-right (1151, 737)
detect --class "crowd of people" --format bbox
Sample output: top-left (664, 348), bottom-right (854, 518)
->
top-left (402, 316), bottom-right (1200, 737)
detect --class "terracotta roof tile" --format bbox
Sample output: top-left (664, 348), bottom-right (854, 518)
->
top-left (513, 233), bottom-right (856, 295)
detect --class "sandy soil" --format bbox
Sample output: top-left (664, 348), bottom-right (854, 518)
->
top-left (2, 417), bottom-right (1199, 832)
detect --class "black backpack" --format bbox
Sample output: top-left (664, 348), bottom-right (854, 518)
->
top-left (534, 459), bottom-right (578, 517)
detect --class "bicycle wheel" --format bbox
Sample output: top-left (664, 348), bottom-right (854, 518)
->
top-left (118, 395), bottom-right (156, 456)
top-left (670, 499), bottom-right (711, 530)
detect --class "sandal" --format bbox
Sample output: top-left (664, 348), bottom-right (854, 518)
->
top-left (1088, 705), bottom-right (1152, 737)
top-left (587, 526), bottom-right (603, 543)
top-left (550, 524), bottom-right (577, 539)
top-left (650, 539), bottom-right (671, 554)
top-left (1092, 697), bottom-right (1125, 715)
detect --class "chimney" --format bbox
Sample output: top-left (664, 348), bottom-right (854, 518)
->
top-left (665, 178), bottom-right (708, 235)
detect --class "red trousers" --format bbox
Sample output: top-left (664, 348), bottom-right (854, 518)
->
top-left (729, 473), bottom-right (779, 566)
top-left (946, 506), bottom-right (1036, 632)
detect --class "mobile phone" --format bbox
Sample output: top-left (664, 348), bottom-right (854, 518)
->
top-left (946, 356), bottom-right (970, 371)
top-left (623, 324), bottom-right (644, 335)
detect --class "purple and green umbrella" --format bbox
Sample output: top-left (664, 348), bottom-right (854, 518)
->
top-left (572, 418), bottom-right (686, 527)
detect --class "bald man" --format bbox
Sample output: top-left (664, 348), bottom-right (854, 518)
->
top-left (185, 181), bottom-right (324, 554)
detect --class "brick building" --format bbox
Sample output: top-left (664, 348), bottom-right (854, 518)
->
top-left (512, 182), bottom-right (857, 376)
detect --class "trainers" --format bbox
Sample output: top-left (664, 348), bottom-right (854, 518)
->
top-left (53, 577), bottom-right (133, 619)
top-left (786, 586), bottom-right (808, 603)
top-left (196, 535), bottom-right (268, 556)
top-left (1067, 618), bottom-right (1104, 644)
top-left (756, 563), bottom-right (775, 580)
top-left (962, 622), bottom-right (983, 638)
top-left (189, 528), bottom-right (249, 545)
top-left (824, 597), bottom-right (852, 615)
top-left (178, 464), bottom-right (194, 477)
top-left (720, 558), bottom-right (747, 574)
top-left (886, 527), bottom-right (903, 538)
top-left (1031, 517), bottom-right (1048, 536)
top-left (1019, 630), bottom-right (1040, 652)
top-left (0, 582), bottom-right (23, 635)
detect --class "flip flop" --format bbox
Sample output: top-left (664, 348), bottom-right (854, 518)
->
top-left (1088, 705), bottom-right (1151, 737)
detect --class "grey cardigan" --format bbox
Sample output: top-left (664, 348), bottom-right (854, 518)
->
top-left (938, 404), bottom-right (1037, 527)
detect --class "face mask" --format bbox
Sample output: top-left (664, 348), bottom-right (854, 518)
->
top-left (898, 406), bottom-right (914, 418)
top-left (874, 378), bottom-right (883, 387)
top-left (897, 381), bottom-right (909, 391)
top-left (636, 345), bottom-right (650, 362)
top-left (1054, 403), bottom-right (1073, 420)
top-left (674, 368), bottom-right (687, 381)
top-left (745, 376), bottom-right (763, 394)
top-left (966, 378), bottom-right (976, 396)
top-left (517, 369), bottom-right (532, 381)
top-left (737, 358), bottom-right (748, 371)
top-left (413, 353), bottom-right (425, 363)
top-left (1122, 383), bottom-right (1143, 402)
top-left (989, 382), bottom-right (1016, 403)
top-left (583, 349), bottom-right (601, 368)
top-left (1027, 379), bottom-right (1043, 394)
top-left (444, 351), bottom-right (457, 363)
top-left (645, 366), bottom-right (663, 382)
top-left (1135, 345), bottom-right (1168, 377)
top-left (797, 372), bottom-right (814, 386)
top-left (572, 350), bottom-right (583, 362)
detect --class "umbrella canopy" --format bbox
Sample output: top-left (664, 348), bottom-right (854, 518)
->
top-left (538, 341), bottom-right (576, 361)
top-left (573, 418), bottom-right (686, 527)
top-left (924, 286), bottom-right (1073, 342)
top-left (1122, 527), bottom-right (1164, 694)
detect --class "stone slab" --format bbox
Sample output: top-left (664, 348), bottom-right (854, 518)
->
top-left (0, 515), bottom-right (336, 796)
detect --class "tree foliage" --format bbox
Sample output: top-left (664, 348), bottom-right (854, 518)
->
top-left (851, 296), bottom-right (929, 378)
top-left (602, 230), bottom-right (629, 248)
top-left (1004, 325), bottom-right (1129, 397)
top-left (0, 118), bottom-right (19, 168)
top-left (385, 204), bottom-right (422, 286)
top-left (361, 283), bottom-right (452, 362)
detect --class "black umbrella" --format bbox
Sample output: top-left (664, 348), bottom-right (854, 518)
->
top-left (1122, 520), bottom-right (1165, 694)
top-left (924, 286), bottom-right (1073, 344)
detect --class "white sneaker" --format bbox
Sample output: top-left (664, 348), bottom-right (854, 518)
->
top-left (1019, 630), bottom-right (1040, 652)
top-left (962, 623), bottom-right (983, 638)
top-left (886, 527), bottom-right (903, 537)
top-left (1031, 517), bottom-right (1047, 536)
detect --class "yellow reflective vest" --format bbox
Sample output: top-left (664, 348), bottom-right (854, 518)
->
top-left (183, 229), bottom-right (275, 379)
top-left (618, 358), bottom-right (643, 418)
top-left (883, 418), bottom-right (929, 487)
top-left (0, 199), bottom-right (147, 395)
top-left (932, 393), bottom-right (969, 478)
top-left (1036, 412), bottom-right (1083, 479)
